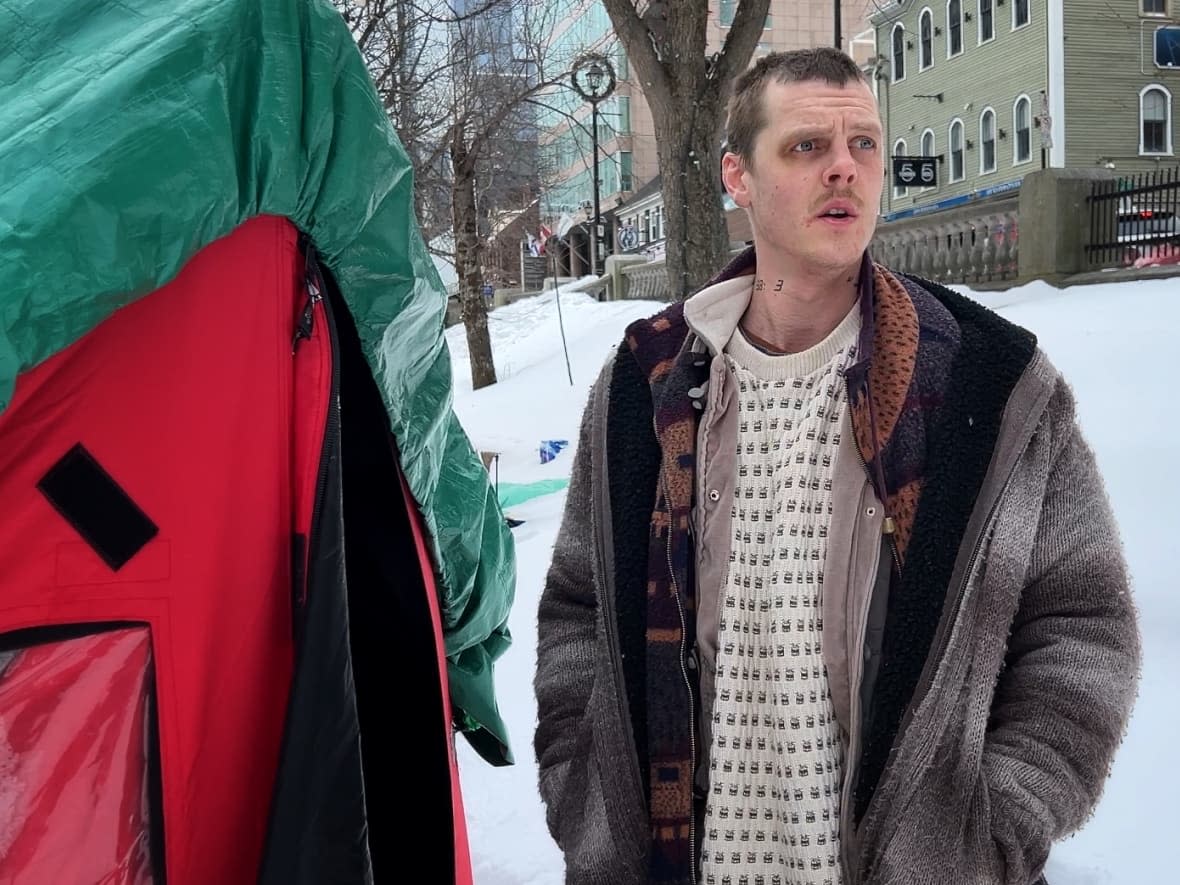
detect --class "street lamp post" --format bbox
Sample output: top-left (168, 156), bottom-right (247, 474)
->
top-left (571, 53), bottom-right (616, 277)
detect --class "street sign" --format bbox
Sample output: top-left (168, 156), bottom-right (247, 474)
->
top-left (1039, 90), bottom-right (1053, 150)
top-left (893, 156), bottom-right (938, 189)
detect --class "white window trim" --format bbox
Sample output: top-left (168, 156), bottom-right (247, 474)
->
top-left (920, 128), bottom-right (937, 189)
top-left (919, 8), bottom-right (935, 70)
top-left (1012, 94), bottom-right (1034, 165)
top-left (894, 138), bottom-right (910, 196)
top-left (1153, 23), bottom-right (1180, 70)
top-left (947, 0), bottom-right (964, 57)
top-left (1141, 0), bottom-right (1169, 17)
top-left (979, 107), bottom-right (998, 174)
top-left (978, 0), bottom-right (996, 43)
top-left (1013, 0), bottom-right (1031, 30)
top-left (949, 118), bottom-right (966, 181)
top-left (892, 23), bottom-right (907, 82)
top-left (1140, 83), bottom-right (1174, 155)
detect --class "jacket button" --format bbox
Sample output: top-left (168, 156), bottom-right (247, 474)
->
top-left (709, 489), bottom-right (721, 502)
top-left (866, 506), bottom-right (876, 517)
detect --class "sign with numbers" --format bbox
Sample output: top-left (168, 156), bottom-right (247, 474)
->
top-left (893, 156), bottom-right (938, 188)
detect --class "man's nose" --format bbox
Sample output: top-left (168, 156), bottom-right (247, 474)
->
top-left (823, 143), bottom-right (858, 187)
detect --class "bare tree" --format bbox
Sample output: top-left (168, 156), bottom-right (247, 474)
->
top-left (600, 0), bottom-right (771, 299)
top-left (340, 0), bottom-right (564, 390)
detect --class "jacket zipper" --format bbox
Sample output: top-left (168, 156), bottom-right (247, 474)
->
top-left (661, 465), bottom-right (696, 874)
top-left (847, 378), bottom-right (901, 575)
top-left (294, 236), bottom-right (340, 613)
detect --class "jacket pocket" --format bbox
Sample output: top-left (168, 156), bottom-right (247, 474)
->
top-left (545, 694), bottom-right (646, 884)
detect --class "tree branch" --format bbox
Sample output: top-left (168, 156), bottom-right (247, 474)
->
top-left (599, 0), bottom-right (667, 98)
top-left (460, 73), bottom-right (571, 176)
top-left (712, 0), bottom-right (772, 91)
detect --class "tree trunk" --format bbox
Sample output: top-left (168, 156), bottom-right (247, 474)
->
top-left (599, 0), bottom-right (770, 300)
top-left (452, 131), bottom-right (498, 390)
top-left (654, 93), bottom-right (730, 300)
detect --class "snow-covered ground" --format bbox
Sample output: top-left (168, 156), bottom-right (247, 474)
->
top-left (448, 276), bottom-right (1179, 884)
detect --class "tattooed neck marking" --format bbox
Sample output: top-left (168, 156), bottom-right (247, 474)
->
top-left (753, 278), bottom-right (786, 294)
top-left (752, 274), bottom-right (858, 295)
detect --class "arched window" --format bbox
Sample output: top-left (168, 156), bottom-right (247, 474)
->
top-left (947, 0), bottom-right (963, 56)
top-left (920, 9), bottom-right (934, 70)
top-left (921, 128), bottom-right (936, 189)
top-left (892, 23), bottom-right (906, 81)
top-left (894, 139), bottom-right (909, 197)
top-left (980, 108), bottom-right (997, 173)
top-left (949, 119), bottom-right (965, 181)
top-left (1141, 85), bottom-right (1173, 155)
top-left (1013, 95), bottom-right (1032, 163)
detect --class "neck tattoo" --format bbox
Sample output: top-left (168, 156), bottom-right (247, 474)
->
top-left (753, 275), bottom-right (859, 297)
top-left (754, 278), bottom-right (786, 294)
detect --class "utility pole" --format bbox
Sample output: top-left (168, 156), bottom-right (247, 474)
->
top-left (834, 0), bottom-right (842, 50)
top-left (591, 98), bottom-right (601, 275)
top-left (571, 53), bottom-right (616, 278)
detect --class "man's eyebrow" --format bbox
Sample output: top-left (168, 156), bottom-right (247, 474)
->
top-left (779, 121), bottom-right (883, 142)
top-left (779, 126), bottom-right (833, 142)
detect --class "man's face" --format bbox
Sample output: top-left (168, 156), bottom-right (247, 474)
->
top-left (722, 78), bottom-right (884, 274)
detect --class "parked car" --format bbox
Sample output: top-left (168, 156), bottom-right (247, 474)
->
top-left (1117, 207), bottom-right (1180, 242)
top-left (1116, 207), bottom-right (1180, 262)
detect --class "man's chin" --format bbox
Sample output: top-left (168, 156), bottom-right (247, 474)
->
top-left (806, 242), bottom-right (869, 271)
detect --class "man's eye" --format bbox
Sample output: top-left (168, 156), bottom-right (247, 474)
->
top-left (794, 141), bottom-right (815, 153)
top-left (856, 137), bottom-right (877, 150)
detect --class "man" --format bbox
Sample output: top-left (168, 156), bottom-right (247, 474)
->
top-left (534, 47), bottom-right (1140, 885)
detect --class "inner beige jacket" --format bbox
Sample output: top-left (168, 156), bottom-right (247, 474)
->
top-left (685, 276), bottom-right (888, 869)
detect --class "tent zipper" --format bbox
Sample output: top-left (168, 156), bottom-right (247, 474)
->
top-left (293, 237), bottom-right (324, 352)
top-left (294, 235), bottom-right (340, 614)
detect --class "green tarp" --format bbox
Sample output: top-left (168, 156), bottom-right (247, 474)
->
top-left (0, 0), bottom-right (515, 763)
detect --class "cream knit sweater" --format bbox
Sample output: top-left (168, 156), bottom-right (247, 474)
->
top-left (700, 306), bottom-right (860, 885)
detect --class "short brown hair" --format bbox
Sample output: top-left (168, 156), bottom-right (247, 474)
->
top-left (725, 48), bottom-right (869, 162)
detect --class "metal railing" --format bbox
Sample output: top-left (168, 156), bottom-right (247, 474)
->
top-left (1087, 166), bottom-right (1180, 268)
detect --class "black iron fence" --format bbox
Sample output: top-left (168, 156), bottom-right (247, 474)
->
top-left (1087, 166), bottom-right (1180, 268)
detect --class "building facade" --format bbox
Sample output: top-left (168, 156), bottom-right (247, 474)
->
top-left (871, 0), bottom-right (1180, 221)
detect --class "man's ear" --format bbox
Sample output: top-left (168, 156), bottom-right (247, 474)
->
top-left (721, 152), bottom-right (751, 208)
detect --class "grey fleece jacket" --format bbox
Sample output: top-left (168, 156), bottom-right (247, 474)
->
top-left (535, 337), bottom-right (1140, 885)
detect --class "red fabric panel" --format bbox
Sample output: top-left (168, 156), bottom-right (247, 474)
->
top-left (0, 628), bottom-right (153, 884)
top-left (0, 216), bottom-right (323, 883)
top-left (399, 469), bottom-right (473, 885)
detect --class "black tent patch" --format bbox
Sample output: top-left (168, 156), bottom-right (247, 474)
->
top-left (38, 444), bottom-right (159, 571)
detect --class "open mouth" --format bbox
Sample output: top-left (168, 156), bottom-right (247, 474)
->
top-left (818, 208), bottom-right (857, 222)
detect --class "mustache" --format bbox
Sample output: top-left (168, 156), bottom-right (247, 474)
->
top-left (812, 191), bottom-right (863, 212)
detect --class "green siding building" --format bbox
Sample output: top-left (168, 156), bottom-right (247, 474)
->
top-left (871, 0), bottom-right (1180, 220)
